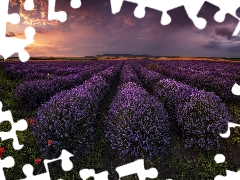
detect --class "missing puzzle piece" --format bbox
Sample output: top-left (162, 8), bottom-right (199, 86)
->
top-left (109, 0), bottom-right (240, 36)
top-left (0, 156), bottom-right (14, 180)
top-left (215, 170), bottom-right (240, 180)
top-left (206, 0), bottom-right (240, 35)
top-left (0, 102), bottom-right (28, 150)
top-left (232, 83), bottom-right (240, 96)
top-left (116, 159), bottom-right (158, 180)
top-left (0, 0), bottom-right (83, 62)
top-left (213, 154), bottom-right (240, 180)
top-left (220, 122), bottom-right (240, 138)
top-left (21, 149), bottom-right (74, 180)
top-left (79, 169), bottom-right (108, 180)
top-left (0, 0), bottom-right (36, 62)
top-left (109, 0), bottom-right (206, 29)
top-left (0, 27), bottom-right (35, 63)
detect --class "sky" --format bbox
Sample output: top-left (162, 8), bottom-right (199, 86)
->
top-left (5, 0), bottom-right (240, 57)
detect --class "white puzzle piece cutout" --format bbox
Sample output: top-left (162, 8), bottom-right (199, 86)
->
top-left (109, 0), bottom-right (240, 35)
top-left (0, 102), bottom-right (28, 150)
top-left (116, 159), bottom-right (158, 180)
top-left (0, 0), bottom-right (35, 62)
top-left (79, 169), bottom-right (109, 180)
top-left (0, 156), bottom-right (14, 180)
top-left (21, 149), bottom-right (74, 180)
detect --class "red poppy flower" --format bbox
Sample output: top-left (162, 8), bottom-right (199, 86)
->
top-left (29, 119), bottom-right (34, 124)
top-left (34, 158), bottom-right (41, 165)
top-left (0, 147), bottom-right (5, 158)
top-left (47, 140), bottom-right (52, 146)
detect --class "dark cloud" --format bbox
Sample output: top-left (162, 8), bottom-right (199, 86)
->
top-left (215, 28), bottom-right (233, 40)
top-left (201, 41), bottom-right (221, 49)
top-left (236, 7), bottom-right (240, 18)
top-left (225, 44), bottom-right (240, 52)
top-left (167, 6), bottom-right (196, 28)
top-left (198, 1), bottom-right (238, 25)
top-left (197, 1), bottom-right (220, 25)
top-left (214, 27), bottom-right (240, 41)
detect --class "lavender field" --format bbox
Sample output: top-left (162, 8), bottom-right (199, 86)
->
top-left (0, 59), bottom-right (240, 179)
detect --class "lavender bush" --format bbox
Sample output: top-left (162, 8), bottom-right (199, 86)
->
top-left (31, 64), bottom-right (121, 159)
top-left (105, 82), bottom-right (170, 160)
top-left (155, 79), bottom-right (230, 150)
top-left (119, 62), bottom-right (141, 86)
top-left (31, 75), bottom-right (109, 159)
top-left (14, 65), bottom-right (110, 108)
top-left (177, 91), bottom-right (230, 150)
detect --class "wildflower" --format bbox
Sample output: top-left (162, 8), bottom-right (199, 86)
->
top-left (29, 118), bottom-right (34, 125)
top-left (48, 140), bottom-right (53, 146)
top-left (0, 146), bottom-right (5, 158)
top-left (34, 158), bottom-right (41, 165)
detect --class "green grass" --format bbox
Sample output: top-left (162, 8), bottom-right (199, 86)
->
top-left (229, 105), bottom-right (240, 118)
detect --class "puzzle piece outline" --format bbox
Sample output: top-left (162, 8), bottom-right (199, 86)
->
top-left (1, 0), bottom-right (240, 179)
top-left (21, 149), bottom-right (74, 180)
top-left (0, 102), bottom-right (28, 150)
top-left (0, 0), bottom-right (36, 62)
top-left (109, 0), bottom-right (240, 36)
top-left (1, 0), bottom-right (82, 62)
top-left (0, 156), bottom-right (14, 180)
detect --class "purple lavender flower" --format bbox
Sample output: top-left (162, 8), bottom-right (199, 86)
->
top-left (105, 82), bottom-right (170, 159)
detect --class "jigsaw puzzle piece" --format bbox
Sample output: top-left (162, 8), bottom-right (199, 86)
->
top-left (206, 0), bottom-right (240, 22)
top-left (0, 0), bottom-right (36, 62)
top-left (232, 83), bottom-right (240, 96)
top-left (48, 0), bottom-right (81, 22)
top-left (22, 164), bottom-right (50, 180)
top-left (220, 122), bottom-right (240, 138)
top-left (0, 102), bottom-right (28, 150)
top-left (49, 159), bottom-right (109, 180)
top-left (116, 159), bottom-right (158, 180)
top-left (0, 27), bottom-right (35, 62)
top-left (197, 1), bottom-right (239, 34)
top-left (166, 6), bottom-right (197, 28)
top-left (181, 0), bottom-right (206, 29)
top-left (215, 170), bottom-right (240, 180)
top-left (71, 0), bottom-right (81, 9)
top-left (48, 0), bottom-right (67, 22)
top-left (21, 149), bottom-right (74, 180)
top-left (44, 149), bottom-right (74, 171)
top-left (110, 0), bottom-right (185, 25)
top-left (48, 159), bottom-right (71, 180)
top-left (0, 156), bottom-right (14, 180)
top-left (199, 0), bottom-right (240, 35)
top-left (110, 0), bottom-right (240, 33)
top-left (79, 169), bottom-right (108, 180)
top-left (0, 0), bottom-right (20, 38)
top-left (24, 0), bottom-right (35, 11)
top-left (109, 0), bottom-right (206, 28)
top-left (215, 154), bottom-right (226, 164)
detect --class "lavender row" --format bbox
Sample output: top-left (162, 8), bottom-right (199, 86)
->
top-left (134, 62), bottom-right (230, 150)
top-left (14, 62), bottom-right (114, 109)
top-left (22, 63), bottom-right (104, 82)
top-left (1, 61), bottom-right (106, 80)
top-left (119, 61), bottom-right (142, 86)
top-left (141, 60), bottom-right (240, 102)
top-left (1, 61), bottom-right (84, 79)
top-left (104, 62), bottom-right (170, 159)
top-left (133, 62), bottom-right (167, 88)
top-left (30, 62), bottom-right (123, 159)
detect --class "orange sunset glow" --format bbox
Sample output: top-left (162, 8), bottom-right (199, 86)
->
top-left (6, 0), bottom-right (240, 57)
